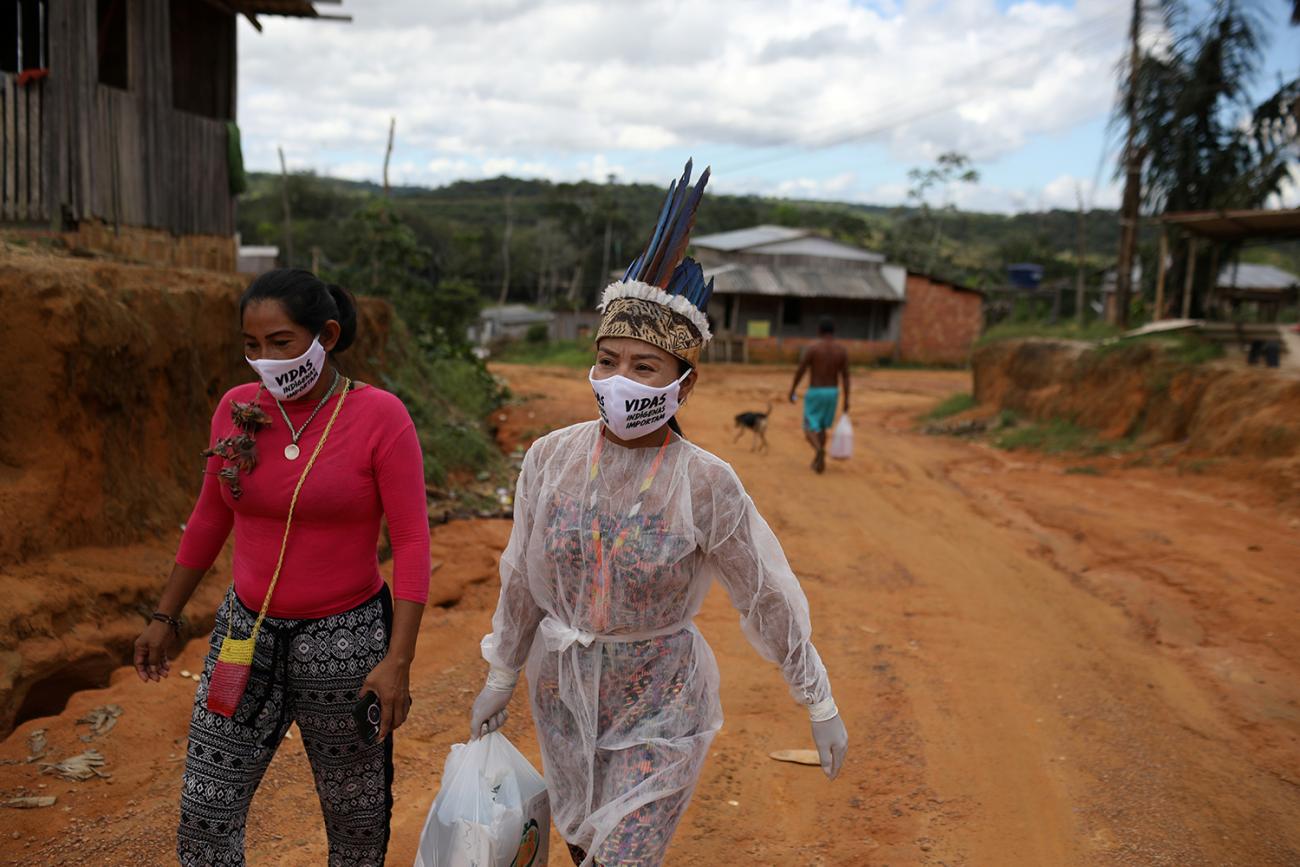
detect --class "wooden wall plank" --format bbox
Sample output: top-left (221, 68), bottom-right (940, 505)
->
top-left (43, 0), bottom-right (66, 228)
top-left (3, 75), bottom-right (15, 221)
top-left (29, 78), bottom-right (43, 220)
top-left (16, 81), bottom-right (28, 221)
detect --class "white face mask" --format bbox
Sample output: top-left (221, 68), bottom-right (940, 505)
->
top-left (589, 366), bottom-right (690, 440)
top-left (246, 337), bottom-right (327, 401)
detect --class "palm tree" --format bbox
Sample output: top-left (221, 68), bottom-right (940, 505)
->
top-left (1114, 0), bottom-right (1299, 316)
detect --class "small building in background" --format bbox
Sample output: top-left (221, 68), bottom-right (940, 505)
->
top-left (1215, 263), bottom-right (1299, 321)
top-left (693, 225), bottom-right (982, 364)
top-left (237, 243), bottom-right (280, 276)
top-left (472, 304), bottom-right (555, 346)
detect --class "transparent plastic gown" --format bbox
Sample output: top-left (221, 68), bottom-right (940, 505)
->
top-left (481, 421), bottom-right (832, 864)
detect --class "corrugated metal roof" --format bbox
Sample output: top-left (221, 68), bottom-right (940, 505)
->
top-left (747, 236), bottom-right (884, 262)
top-left (1217, 263), bottom-right (1300, 290)
top-left (704, 264), bottom-right (904, 302)
top-left (480, 305), bottom-right (555, 325)
top-left (693, 224), bottom-right (886, 262)
top-left (692, 225), bottom-right (809, 251)
top-left (229, 1), bottom-right (348, 20)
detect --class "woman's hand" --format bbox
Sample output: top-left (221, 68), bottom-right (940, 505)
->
top-left (469, 685), bottom-right (513, 740)
top-left (812, 714), bottom-right (848, 780)
top-left (358, 654), bottom-right (413, 741)
top-left (133, 620), bottom-right (176, 682)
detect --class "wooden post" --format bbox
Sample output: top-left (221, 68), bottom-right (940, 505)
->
top-left (382, 117), bottom-right (395, 197)
top-left (1206, 245), bottom-right (1220, 319)
top-left (1075, 185), bottom-right (1086, 324)
top-left (1181, 237), bottom-right (1197, 319)
top-left (278, 146), bottom-right (293, 266)
top-left (498, 190), bottom-right (513, 307)
top-left (1112, 0), bottom-right (1143, 327)
top-left (1154, 229), bottom-right (1167, 320)
top-left (311, 245), bottom-right (321, 274)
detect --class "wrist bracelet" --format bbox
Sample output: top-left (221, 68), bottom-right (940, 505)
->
top-left (151, 611), bottom-right (183, 636)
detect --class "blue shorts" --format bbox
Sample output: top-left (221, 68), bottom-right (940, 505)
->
top-left (803, 387), bottom-right (839, 432)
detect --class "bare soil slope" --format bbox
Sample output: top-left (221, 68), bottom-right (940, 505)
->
top-left (0, 246), bottom-right (408, 733)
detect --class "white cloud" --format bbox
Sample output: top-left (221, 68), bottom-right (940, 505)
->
top-left (238, 0), bottom-right (1132, 210)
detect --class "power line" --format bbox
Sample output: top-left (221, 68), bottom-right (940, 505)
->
top-left (618, 8), bottom-right (1126, 178)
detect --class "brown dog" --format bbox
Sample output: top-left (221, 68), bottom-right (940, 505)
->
top-left (733, 401), bottom-right (773, 453)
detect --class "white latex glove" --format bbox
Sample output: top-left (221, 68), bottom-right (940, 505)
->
top-left (812, 714), bottom-right (848, 780)
top-left (469, 685), bottom-right (513, 740)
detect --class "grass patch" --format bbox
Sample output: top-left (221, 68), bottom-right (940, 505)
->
top-left (492, 338), bottom-right (594, 368)
top-left (373, 322), bottom-right (506, 487)
top-left (977, 320), bottom-right (1122, 346)
top-left (1065, 465), bottom-right (1103, 476)
top-left (994, 418), bottom-right (1130, 457)
top-left (924, 392), bottom-right (977, 421)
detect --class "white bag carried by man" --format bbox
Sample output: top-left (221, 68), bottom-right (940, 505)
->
top-left (414, 732), bottom-right (549, 867)
top-left (829, 413), bottom-right (853, 460)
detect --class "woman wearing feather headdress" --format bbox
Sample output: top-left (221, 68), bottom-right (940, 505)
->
top-left (468, 161), bottom-right (848, 866)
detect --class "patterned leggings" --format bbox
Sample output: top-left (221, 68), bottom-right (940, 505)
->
top-left (177, 586), bottom-right (394, 867)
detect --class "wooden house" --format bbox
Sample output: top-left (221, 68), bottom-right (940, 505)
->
top-left (694, 225), bottom-right (984, 365)
top-left (1, 0), bottom-right (345, 269)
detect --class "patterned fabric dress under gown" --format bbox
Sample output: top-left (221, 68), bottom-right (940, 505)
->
top-left (482, 421), bottom-right (833, 866)
top-left (177, 585), bottom-right (393, 867)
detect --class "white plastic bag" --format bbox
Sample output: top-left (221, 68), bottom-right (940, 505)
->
top-left (829, 414), bottom-right (853, 460)
top-left (414, 732), bottom-right (549, 867)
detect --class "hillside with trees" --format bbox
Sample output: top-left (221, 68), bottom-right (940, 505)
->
top-left (236, 169), bottom-right (1299, 332)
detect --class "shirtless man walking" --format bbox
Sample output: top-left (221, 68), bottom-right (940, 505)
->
top-left (789, 317), bottom-right (850, 473)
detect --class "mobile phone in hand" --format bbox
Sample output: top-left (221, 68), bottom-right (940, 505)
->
top-left (353, 691), bottom-right (381, 744)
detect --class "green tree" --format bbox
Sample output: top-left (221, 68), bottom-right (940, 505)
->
top-left (1118, 0), bottom-right (1299, 315)
top-left (887, 152), bottom-right (981, 276)
top-left (329, 200), bottom-right (481, 355)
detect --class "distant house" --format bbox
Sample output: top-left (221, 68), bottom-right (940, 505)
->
top-left (693, 225), bottom-right (982, 364)
top-left (237, 243), bottom-right (279, 276)
top-left (1, 0), bottom-right (346, 270)
top-left (1216, 263), bottom-right (1299, 321)
top-left (472, 304), bottom-right (555, 345)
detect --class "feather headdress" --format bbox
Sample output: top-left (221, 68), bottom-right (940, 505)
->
top-left (596, 159), bottom-right (714, 366)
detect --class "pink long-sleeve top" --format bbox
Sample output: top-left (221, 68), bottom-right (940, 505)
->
top-left (176, 381), bottom-right (431, 619)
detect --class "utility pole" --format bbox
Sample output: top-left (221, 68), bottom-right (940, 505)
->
top-left (598, 173), bottom-right (616, 295)
top-left (1112, 0), bottom-right (1142, 327)
top-left (1075, 183), bottom-right (1087, 324)
top-left (278, 146), bottom-right (293, 267)
top-left (382, 117), bottom-right (396, 198)
top-left (498, 191), bottom-right (513, 307)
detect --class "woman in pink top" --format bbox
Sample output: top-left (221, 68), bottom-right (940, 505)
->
top-left (132, 269), bottom-right (431, 866)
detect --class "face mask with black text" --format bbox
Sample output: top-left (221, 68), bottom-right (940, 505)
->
top-left (589, 366), bottom-right (689, 440)
top-left (247, 337), bottom-right (327, 401)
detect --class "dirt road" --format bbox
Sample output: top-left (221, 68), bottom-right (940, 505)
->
top-left (3, 365), bottom-right (1298, 865)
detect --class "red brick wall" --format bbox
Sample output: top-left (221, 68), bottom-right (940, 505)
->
top-left (898, 274), bottom-right (984, 365)
top-left (745, 336), bottom-right (896, 364)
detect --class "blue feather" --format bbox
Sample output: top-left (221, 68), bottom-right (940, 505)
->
top-left (615, 159), bottom-right (714, 321)
top-left (652, 166), bottom-right (710, 287)
top-left (643, 161), bottom-right (695, 285)
top-left (632, 177), bottom-right (679, 282)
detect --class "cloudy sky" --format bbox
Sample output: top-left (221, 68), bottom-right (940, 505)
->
top-left (237, 0), bottom-right (1299, 214)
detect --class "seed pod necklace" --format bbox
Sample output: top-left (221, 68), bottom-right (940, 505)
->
top-left (273, 369), bottom-right (342, 460)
